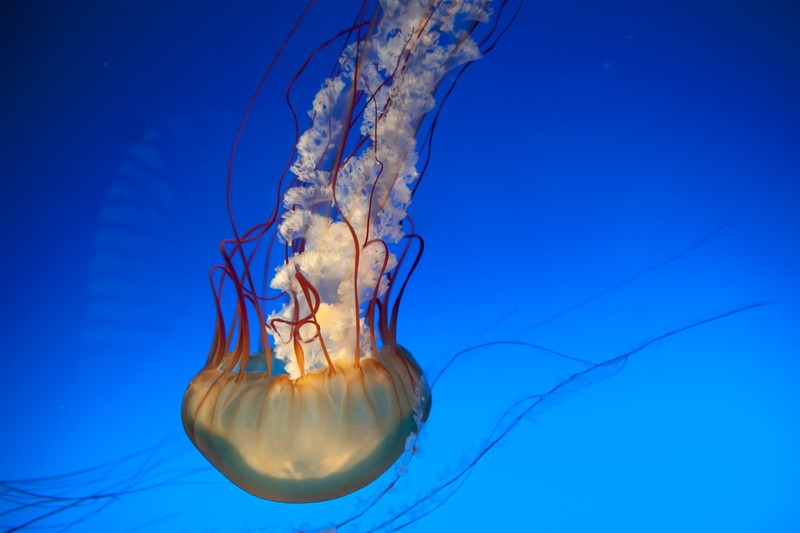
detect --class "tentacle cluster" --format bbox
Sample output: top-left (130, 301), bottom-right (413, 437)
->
top-left (206, 0), bottom-right (498, 380)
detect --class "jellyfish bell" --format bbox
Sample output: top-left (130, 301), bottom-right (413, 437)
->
top-left (182, 345), bottom-right (430, 503)
top-left (181, 0), bottom-right (489, 503)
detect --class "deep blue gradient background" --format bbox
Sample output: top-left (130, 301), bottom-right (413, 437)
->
top-left (1, 1), bottom-right (798, 531)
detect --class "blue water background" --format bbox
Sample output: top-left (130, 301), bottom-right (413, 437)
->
top-left (1, 1), bottom-right (798, 531)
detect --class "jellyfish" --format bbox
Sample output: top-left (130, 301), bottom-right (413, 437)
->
top-left (0, 1), bottom-right (772, 528)
top-left (180, 0), bottom-right (504, 504)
